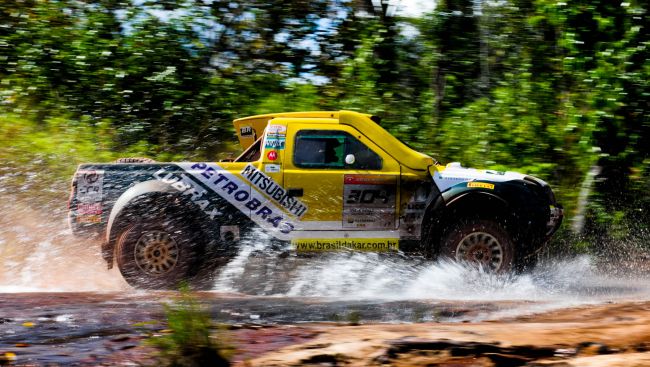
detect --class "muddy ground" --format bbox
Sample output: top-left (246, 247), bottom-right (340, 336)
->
top-left (2, 293), bottom-right (650, 366)
top-left (248, 301), bottom-right (650, 367)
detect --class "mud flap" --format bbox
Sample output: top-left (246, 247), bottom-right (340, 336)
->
top-left (101, 242), bottom-right (114, 270)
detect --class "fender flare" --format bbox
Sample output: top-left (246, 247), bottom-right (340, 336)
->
top-left (426, 187), bottom-right (511, 226)
top-left (106, 180), bottom-right (177, 244)
top-left (421, 187), bottom-right (512, 255)
top-left (442, 190), bottom-right (508, 208)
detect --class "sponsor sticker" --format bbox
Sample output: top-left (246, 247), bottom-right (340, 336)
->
top-left (343, 174), bottom-right (396, 229)
top-left (172, 163), bottom-right (297, 237)
top-left (153, 168), bottom-right (223, 220)
top-left (77, 202), bottom-right (102, 215)
top-left (467, 181), bottom-right (495, 190)
top-left (240, 126), bottom-right (253, 137)
top-left (77, 215), bottom-right (101, 224)
top-left (264, 124), bottom-right (286, 150)
top-left (76, 170), bottom-right (104, 221)
top-left (76, 170), bottom-right (104, 204)
top-left (267, 150), bottom-right (278, 161)
top-left (241, 164), bottom-right (307, 218)
top-left (400, 183), bottom-right (430, 240)
top-left (264, 164), bottom-right (281, 173)
top-left (292, 238), bottom-right (399, 252)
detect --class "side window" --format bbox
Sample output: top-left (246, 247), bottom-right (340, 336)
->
top-left (293, 130), bottom-right (382, 170)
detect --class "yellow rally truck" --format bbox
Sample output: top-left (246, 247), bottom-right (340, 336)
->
top-left (69, 111), bottom-right (563, 289)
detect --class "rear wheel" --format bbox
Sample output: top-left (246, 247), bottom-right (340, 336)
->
top-left (440, 219), bottom-right (514, 272)
top-left (116, 217), bottom-right (203, 289)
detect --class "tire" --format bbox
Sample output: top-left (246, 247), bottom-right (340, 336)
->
top-left (440, 219), bottom-right (514, 272)
top-left (115, 217), bottom-right (204, 289)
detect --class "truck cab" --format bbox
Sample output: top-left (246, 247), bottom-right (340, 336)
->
top-left (226, 111), bottom-right (435, 247)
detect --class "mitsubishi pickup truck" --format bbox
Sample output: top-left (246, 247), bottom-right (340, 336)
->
top-left (69, 111), bottom-right (563, 289)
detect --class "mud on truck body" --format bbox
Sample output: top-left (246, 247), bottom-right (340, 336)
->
top-left (69, 111), bottom-right (563, 289)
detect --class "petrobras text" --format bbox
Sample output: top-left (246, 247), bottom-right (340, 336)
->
top-left (156, 163), bottom-right (296, 235)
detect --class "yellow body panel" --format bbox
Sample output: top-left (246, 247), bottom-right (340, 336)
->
top-left (234, 111), bottom-right (338, 150)
top-left (227, 110), bottom-right (435, 237)
top-left (338, 111), bottom-right (433, 170)
top-left (283, 122), bottom-right (401, 226)
top-left (234, 111), bottom-right (434, 170)
top-left (292, 238), bottom-right (399, 252)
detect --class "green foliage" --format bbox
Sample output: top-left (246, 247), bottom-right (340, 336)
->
top-left (0, 112), bottom-right (180, 202)
top-left (346, 310), bottom-right (361, 325)
top-left (1, 0), bottom-right (648, 253)
top-left (247, 83), bottom-right (321, 115)
top-left (326, 310), bottom-right (362, 324)
top-left (147, 287), bottom-right (232, 367)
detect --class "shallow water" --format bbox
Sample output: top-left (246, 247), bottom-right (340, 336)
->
top-left (3, 194), bottom-right (650, 364)
top-left (2, 194), bottom-right (650, 320)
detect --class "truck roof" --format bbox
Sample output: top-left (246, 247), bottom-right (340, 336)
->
top-left (233, 110), bottom-right (433, 170)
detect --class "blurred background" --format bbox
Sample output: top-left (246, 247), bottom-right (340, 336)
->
top-left (0, 0), bottom-right (648, 258)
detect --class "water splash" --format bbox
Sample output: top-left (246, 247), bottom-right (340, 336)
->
top-left (2, 194), bottom-right (649, 312)
top-left (0, 198), bottom-right (128, 292)
top-left (212, 250), bottom-right (650, 305)
top-left (212, 233), bottom-right (272, 292)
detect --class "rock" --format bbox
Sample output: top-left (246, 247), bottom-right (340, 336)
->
top-left (383, 338), bottom-right (558, 366)
top-left (386, 339), bottom-right (458, 358)
top-left (372, 354), bottom-right (391, 365)
top-left (305, 343), bottom-right (332, 349)
top-left (554, 348), bottom-right (577, 357)
top-left (508, 345), bottom-right (556, 359)
top-left (228, 323), bottom-right (244, 330)
top-left (577, 342), bottom-right (614, 356)
top-left (110, 335), bottom-right (132, 343)
top-left (449, 342), bottom-right (503, 356)
top-left (485, 353), bottom-right (531, 367)
top-left (299, 353), bottom-right (348, 366)
top-left (634, 342), bottom-right (650, 352)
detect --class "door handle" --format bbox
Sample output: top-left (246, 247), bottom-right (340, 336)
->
top-left (287, 188), bottom-right (303, 197)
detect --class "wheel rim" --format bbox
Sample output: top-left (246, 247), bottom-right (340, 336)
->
top-left (455, 232), bottom-right (504, 271)
top-left (134, 230), bottom-right (180, 275)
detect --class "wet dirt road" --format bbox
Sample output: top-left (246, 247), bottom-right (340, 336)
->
top-left (3, 251), bottom-right (650, 367)
top-left (0, 291), bottom-right (563, 365)
top-left (3, 291), bottom-right (650, 366)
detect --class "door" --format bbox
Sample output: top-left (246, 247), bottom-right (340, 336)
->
top-left (283, 124), bottom-right (401, 231)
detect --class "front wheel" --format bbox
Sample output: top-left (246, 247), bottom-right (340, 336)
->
top-left (115, 218), bottom-right (203, 289)
top-left (440, 219), bottom-right (514, 272)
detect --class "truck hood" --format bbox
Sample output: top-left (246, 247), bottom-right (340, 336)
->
top-left (430, 162), bottom-right (530, 192)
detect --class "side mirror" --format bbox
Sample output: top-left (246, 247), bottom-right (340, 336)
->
top-left (345, 154), bottom-right (356, 165)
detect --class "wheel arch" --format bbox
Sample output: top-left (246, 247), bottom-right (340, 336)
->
top-left (422, 189), bottom-right (515, 257)
top-left (106, 180), bottom-right (176, 244)
top-left (103, 180), bottom-right (210, 269)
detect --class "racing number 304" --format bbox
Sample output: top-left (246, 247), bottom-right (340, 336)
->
top-left (346, 189), bottom-right (391, 204)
